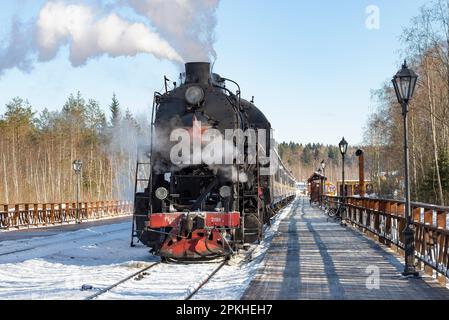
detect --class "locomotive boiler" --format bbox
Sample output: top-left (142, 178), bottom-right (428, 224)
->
top-left (131, 62), bottom-right (296, 261)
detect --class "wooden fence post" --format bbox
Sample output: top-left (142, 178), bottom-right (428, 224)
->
top-left (383, 200), bottom-right (389, 238)
top-left (95, 201), bottom-right (100, 219)
top-left (85, 202), bottom-right (89, 220)
top-left (2, 204), bottom-right (8, 229)
top-left (413, 207), bottom-right (421, 224)
top-left (424, 208), bottom-right (433, 225)
top-left (397, 203), bottom-right (405, 248)
top-left (50, 204), bottom-right (55, 225)
top-left (65, 203), bottom-right (69, 222)
top-left (24, 204), bottom-right (30, 227)
top-left (33, 204), bottom-right (39, 226)
top-left (436, 210), bottom-right (446, 230)
top-left (14, 204), bottom-right (19, 228)
top-left (58, 204), bottom-right (63, 223)
top-left (42, 204), bottom-right (47, 226)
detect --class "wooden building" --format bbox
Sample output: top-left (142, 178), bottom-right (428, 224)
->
top-left (307, 172), bottom-right (325, 203)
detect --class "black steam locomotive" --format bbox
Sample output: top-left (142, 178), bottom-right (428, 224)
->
top-left (131, 62), bottom-right (296, 260)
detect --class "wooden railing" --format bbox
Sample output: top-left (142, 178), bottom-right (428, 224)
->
top-left (326, 196), bottom-right (449, 279)
top-left (0, 201), bottom-right (133, 230)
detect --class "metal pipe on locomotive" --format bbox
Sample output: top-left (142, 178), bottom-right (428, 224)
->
top-left (131, 62), bottom-right (296, 261)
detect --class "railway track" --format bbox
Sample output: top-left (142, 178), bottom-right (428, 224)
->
top-left (85, 262), bottom-right (162, 300)
top-left (185, 260), bottom-right (228, 300)
top-left (0, 227), bottom-right (129, 258)
top-left (84, 259), bottom-right (229, 301)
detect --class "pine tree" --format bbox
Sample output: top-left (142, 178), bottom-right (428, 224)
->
top-left (110, 93), bottom-right (121, 127)
top-left (63, 92), bottom-right (86, 117)
top-left (86, 99), bottom-right (107, 133)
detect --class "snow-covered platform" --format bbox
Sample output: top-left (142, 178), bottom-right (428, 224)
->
top-left (242, 199), bottom-right (449, 300)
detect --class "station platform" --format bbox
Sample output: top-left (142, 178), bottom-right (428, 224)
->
top-left (242, 199), bottom-right (449, 300)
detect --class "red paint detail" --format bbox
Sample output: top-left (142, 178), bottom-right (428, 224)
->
top-left (161, 237), bottom-right (190, 259)
top-left (149, 213), bottom-right (183, 228)
top-left (159, 229), bottom-right (227, 259)
top-left (205, 212), bottom-right (240, 228)
top-left (149, 212), bottom-right (240, 228)
top-left (186, 116), bottom-right (212, 143)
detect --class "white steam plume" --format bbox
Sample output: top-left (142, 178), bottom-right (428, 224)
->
top-left (0, 0), bottom-right (220, 76)
top-left (37, 1), bottom-right (183, 66)
top-left (125, 0), bottom-right (220, 62)
top-left (0, 18), bottom-right (35, 76)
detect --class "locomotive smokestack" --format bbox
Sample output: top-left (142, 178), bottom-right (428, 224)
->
top-left (185, 62), bottom-right (211, 85)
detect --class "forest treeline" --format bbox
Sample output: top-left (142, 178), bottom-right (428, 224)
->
top-left (278, 142), bottom-right (360, 184)
top-left (0, 93), bottom-right (149, 204)
top-left (363, 0), bottom-right (449, 205)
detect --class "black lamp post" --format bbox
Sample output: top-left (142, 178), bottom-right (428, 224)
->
top-left (392, 60), bottom-right (419, 277)
top-left (339, 138), bottom-right (348, 216)
top-left (321, 160), bottom-right (326, 207)
top-left (73, 160), bottom-right (83, 224)
top-left (317, 168), bottom-right (323, 206)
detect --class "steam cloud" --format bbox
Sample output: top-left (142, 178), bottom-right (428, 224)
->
top-left (0, 18), bottom-right (35, 75)
top-left (37, 1), bottom-right (183, 66)
top-left (0, 0), bottom-right (221, 75)
top-left (125, 0), bottom-right (220, 63)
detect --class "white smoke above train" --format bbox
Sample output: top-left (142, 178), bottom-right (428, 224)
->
top-left (125, 0), bottom-right (219, 63)
top-left (0, 0), bottom-right (221, 75)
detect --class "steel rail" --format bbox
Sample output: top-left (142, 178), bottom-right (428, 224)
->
top-left (184, 260), bottom-right (228, 300)
top-left (85, 262), bottom-right (162, 300)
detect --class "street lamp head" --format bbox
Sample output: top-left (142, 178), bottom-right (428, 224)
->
top-left (339, 137), bottom-right (348, 156)
top-left (73, 160), bottom-right (83, 173)
top-left (321, 160), bottom-right (326, 170)
top-left (392, 60), bottom-right (418, 104)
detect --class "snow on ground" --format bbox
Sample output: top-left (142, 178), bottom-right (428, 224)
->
top-left (98, 262), bottom-right (222, 300)
top-left (191, 201), bottom-right (294, 300)
top-left (0, 223), bottom-right (155, 300)
top-left (0, 200), bottom-right (297, 300)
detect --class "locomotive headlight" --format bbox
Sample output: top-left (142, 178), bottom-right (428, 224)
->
top-left (155, 187), bottom-right (169, 200)
top-left (219, 186), bottom-right (232, 198)
top-left (185, 86), bottom-right (204, 105)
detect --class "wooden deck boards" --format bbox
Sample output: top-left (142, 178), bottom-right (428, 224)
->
top-left (242, 198), bottom-right (449, 300)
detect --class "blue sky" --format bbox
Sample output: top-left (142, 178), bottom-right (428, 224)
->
top-left (0, 0), bottom-right (429, 145)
